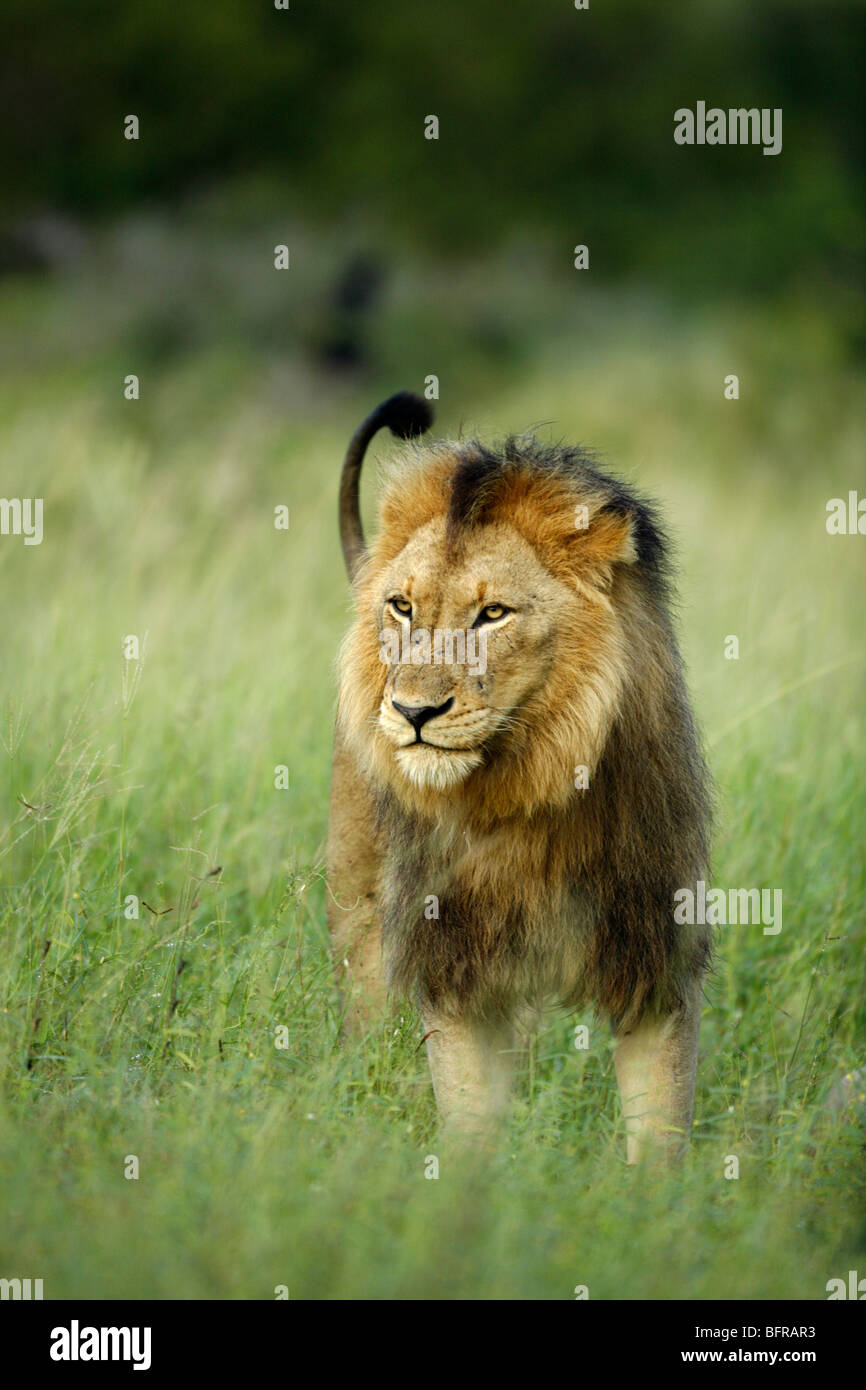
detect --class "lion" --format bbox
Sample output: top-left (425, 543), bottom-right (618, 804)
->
top-left (327, 391), bottom-right (712, 1162)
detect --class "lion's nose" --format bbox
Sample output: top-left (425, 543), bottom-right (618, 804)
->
top-left (392, 696), bottom-right (454, 734)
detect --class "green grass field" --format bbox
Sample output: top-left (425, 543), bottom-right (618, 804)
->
top-left (0, 226), bottom-right (863, 1299)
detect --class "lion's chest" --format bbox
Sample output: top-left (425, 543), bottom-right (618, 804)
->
top-left (380, 819), bottom-right (591, 1010)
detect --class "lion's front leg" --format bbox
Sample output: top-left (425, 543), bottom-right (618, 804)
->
top-left (326, 732), bottom-right (389, 1035)
top-left (422, 1008), bottom-right (518, 1140)
top-left (612, 977), bottom-right (703, 1164)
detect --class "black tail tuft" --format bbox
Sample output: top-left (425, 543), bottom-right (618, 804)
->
top-left (376, 391), bottom-right (434, 440)
top-left (339, 391), bottom-right (433, 584)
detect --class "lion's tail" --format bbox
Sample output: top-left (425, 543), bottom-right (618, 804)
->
top-left (339, 391), bottom-right (434, 583)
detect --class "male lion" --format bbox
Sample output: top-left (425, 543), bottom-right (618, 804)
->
top-left (327, 392), bottom-right (712, 1162)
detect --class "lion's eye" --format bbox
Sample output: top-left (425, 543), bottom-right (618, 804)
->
top-left (473, 603), bottom-right (510, 627)
top-left (388, 597), bottom-right (412, 619)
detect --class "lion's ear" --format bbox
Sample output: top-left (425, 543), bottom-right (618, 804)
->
top-left (571, 503), bottom-right (637, 588)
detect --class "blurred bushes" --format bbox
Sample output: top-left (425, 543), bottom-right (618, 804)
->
top-left (0, 0), bottom-right (861, 300)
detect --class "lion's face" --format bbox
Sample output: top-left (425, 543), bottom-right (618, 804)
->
top-left (338, 444), bottom-right (641, 817)
top-left (375, 517), bottom-right (571, 790)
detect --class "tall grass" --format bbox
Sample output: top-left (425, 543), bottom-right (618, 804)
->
top-left (0, 227), bottom-right (863, 1297)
